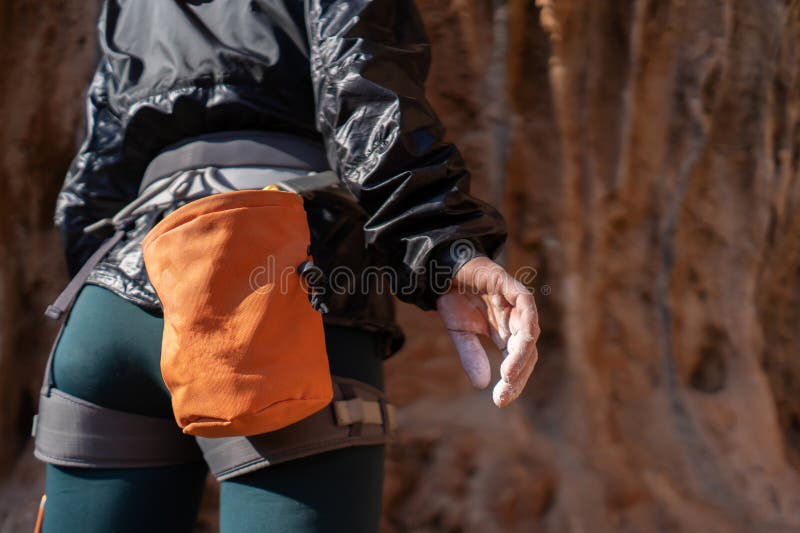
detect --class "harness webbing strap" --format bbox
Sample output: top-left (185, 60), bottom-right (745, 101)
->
top-left (44, 229), bottom-right (126, 320)
top-left (34, 388), bottom-right (203, 468)
top-left (32, 376), bottom-right (395, 478)
top-left (196, 377), bottom-right (394, 481)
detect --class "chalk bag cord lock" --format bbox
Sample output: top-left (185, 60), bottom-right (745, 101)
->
top-left (298, 259), bottom-right (328, 314)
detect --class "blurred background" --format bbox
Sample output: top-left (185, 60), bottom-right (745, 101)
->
top-left (2, 0), bottom-right (800, 531)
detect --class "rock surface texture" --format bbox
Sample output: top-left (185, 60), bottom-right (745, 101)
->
top-left (2, 1), bottom-right (800, 532)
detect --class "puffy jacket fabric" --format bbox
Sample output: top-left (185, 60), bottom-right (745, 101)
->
top-left (54, 0), bottom-right (507, 354)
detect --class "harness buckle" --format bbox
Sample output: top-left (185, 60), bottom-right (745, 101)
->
top-left (333, 397), bottom-right (385, 426)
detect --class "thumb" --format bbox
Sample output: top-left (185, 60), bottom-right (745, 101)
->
top-left (446, 329), bottom-right (491, 389)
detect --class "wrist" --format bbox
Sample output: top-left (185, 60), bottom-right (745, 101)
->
top-left (452, 256), bottom-right (503, 293)
top-left (429, 239), bottom-right (487, 295)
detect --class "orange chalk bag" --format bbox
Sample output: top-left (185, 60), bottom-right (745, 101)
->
top-left (142, 188), bottom-right (332, 438)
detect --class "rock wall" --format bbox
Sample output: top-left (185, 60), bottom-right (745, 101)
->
top-left (2, 1), bottom-right (800, 532)
top-left (384, 0), bottom-right (800, 531)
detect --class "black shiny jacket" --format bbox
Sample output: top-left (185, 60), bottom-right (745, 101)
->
top-left (55, 0), bottom-right (507, 356)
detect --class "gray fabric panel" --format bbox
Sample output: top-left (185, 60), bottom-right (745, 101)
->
top-left (34, 389), bottom-right (202, 468)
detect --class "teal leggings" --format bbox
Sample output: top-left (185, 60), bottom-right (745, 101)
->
top-left (42, 285), bottom-right (385, 533)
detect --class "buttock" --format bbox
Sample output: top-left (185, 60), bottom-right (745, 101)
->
top-left (50, 284), bottom-right (172, 418)
top-left (34, 284), bottom-right (394, 479)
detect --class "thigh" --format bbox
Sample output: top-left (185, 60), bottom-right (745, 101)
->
top-left (43, 463), bottom-right (207, 533)
top-left (42, 284), bottom-right (206, 532)
top-left (219, 326), bottom-right (387, 533)
top-left (220, 445), bottom-right (385, 533)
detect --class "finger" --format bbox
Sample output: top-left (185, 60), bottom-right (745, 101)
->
top-left (487, 315), bottom-right (510, 351)
top-left (485, 294), bottom-right (511, 349)
top-left (499, 292), bottom-right (540, 385)
top-left (499, 328), bottom-right (537, 384)
top-left (491, 293), bottom-right (512, 337)
top-left (447, 330), bottom-right (491, 389)
top-left (493, 378), bottom-right (516, 407)
top-left (494, 342), bottom-right (538, 406)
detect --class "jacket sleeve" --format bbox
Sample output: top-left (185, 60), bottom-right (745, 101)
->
top-left (54, 58), bottom-right (135, 276)
top-left (305, 0), bottom-right (507, 310)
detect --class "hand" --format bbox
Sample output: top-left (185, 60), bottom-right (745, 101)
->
top-left (436, 256), bottom-right (540, 407)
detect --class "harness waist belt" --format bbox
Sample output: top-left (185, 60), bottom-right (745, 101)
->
top-left (45, 131), bottom-right (337, 321)
top-left (139, 130), bottom-right (329, 194)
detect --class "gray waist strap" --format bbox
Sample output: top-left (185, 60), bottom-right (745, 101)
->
top-left (140, 130), bottom-right (329, 194)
